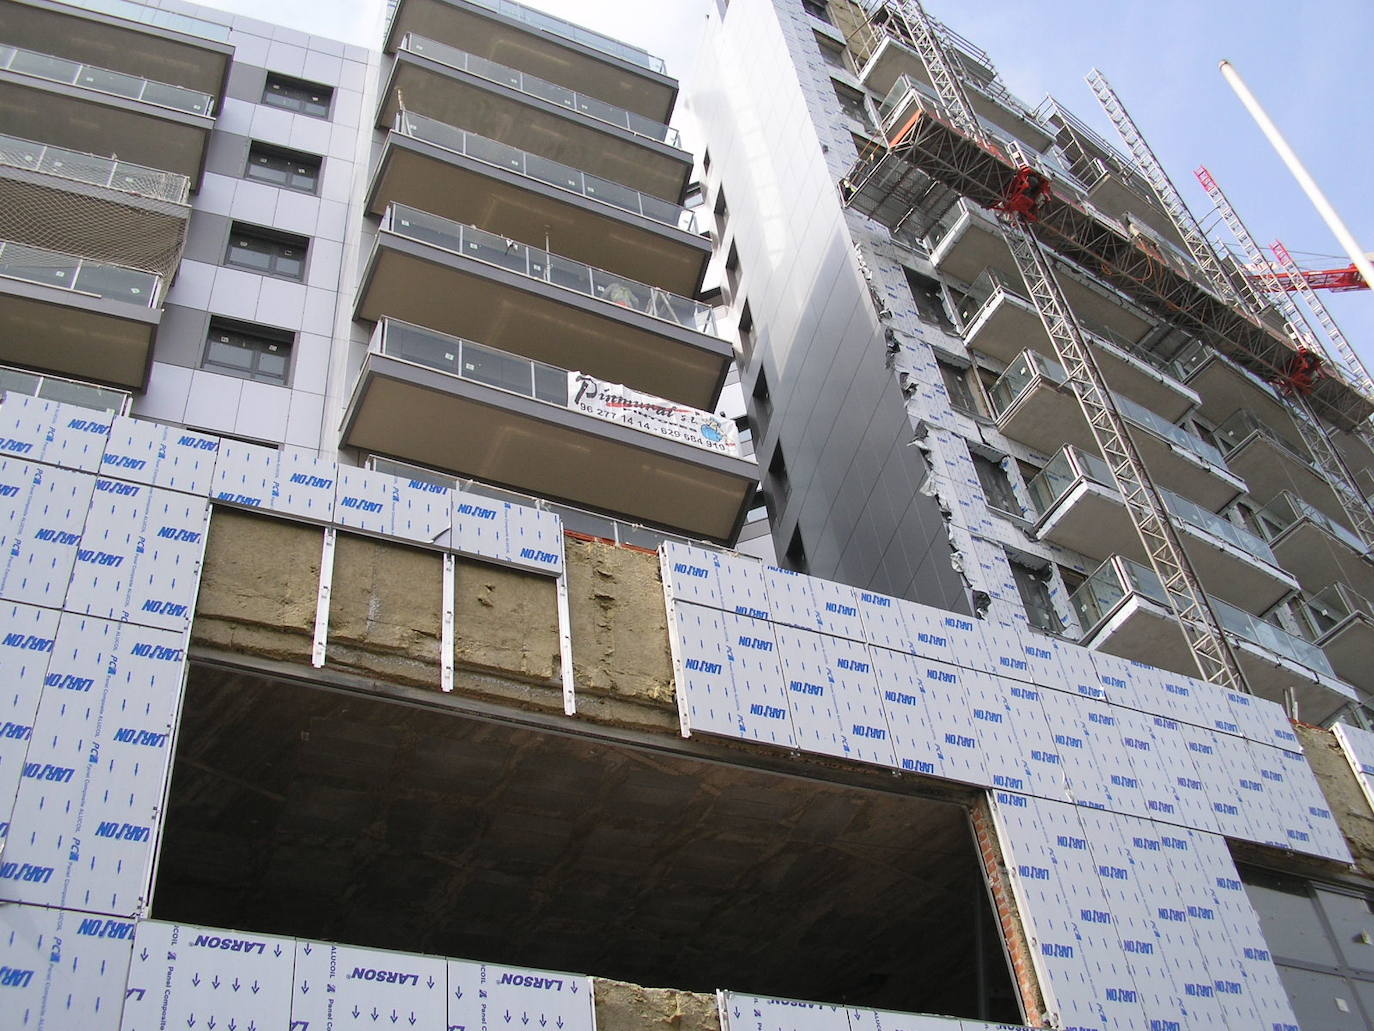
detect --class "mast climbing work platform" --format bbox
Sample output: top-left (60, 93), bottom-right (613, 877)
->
top-left (842, 56), bottom-right (1374, 431)
top-left (844, 0), bottom-right (1248, 695)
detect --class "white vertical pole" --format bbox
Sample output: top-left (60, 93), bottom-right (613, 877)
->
top-left (1220, 60), bottom-right (1374, 295)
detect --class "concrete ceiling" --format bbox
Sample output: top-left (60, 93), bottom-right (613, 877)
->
top-left (154, 665), bottom-right (1019, 1021)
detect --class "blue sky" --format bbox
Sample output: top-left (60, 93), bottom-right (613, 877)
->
top-left (207, 0), bottom-right (1374, 377)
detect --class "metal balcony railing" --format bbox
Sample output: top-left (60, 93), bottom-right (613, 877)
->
top-left (382, 203), bottom-right (715, 335)
top-left (68, 0), bottom-right (232, 43)
top-left (394, 0), bottom-right (666, 75)
top-left (0, 363), bottom-right (131, 414)
top-left (400, 34), bottom-right (678, 148)
top-left (371, 318), bottom-right (740, 457)
top-left (0, 131), bottom-right (190, 204)
top-left (0, 42), bottom-right (214, 116)
top-left (394, 111), bottom-right (695, 232)
top-left (0, 239), bottom-right (160, 305)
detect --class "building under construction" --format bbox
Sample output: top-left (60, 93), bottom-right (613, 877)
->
top-left (3, 0), bottom-right (1374, 1030)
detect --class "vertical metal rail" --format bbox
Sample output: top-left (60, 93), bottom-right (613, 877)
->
top-left (891, 1), bottom-right (1245, 692)
top-left (1087, 70), bottom-right (1246, 308)
top-left (1196, 166), bottom-right (1374, 546)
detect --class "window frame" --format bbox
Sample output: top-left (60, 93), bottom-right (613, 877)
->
top-left (244, 142), bottom-right (323, 195)
top-left (202, 319), bottom-right (294, 386)
top-left (261, 73), bottom-right (334, 119)
top-left (224, 222), bottom-right (309, 282)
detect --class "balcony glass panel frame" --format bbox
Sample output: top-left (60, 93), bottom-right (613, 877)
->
top-left (0, 363), bottom-right (131, 415)
top-left (395, 111), bottom-right (696, 232)
top-left (1070, 554), bottom-right (1335, 678)
top-left (1256, 490), bottom-right (1369, 555)
top-left (0, 130), bottom-right (190, 204)
top-left (399, 34), bottom-right (676, 147)
top-left (382, 204), bottom-right (715, 335)
top-left (0, 239), bottom-right (160, 306)
top-left (0, 42), bottom-right (214, 116)
top-left (371, 317), bottom-right (741, 458)
top-left (990, 348), bottom-right (1228, 470)
top-left (64, 0), bottom-right (233, 43)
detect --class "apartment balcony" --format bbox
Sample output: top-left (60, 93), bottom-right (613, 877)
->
top-left (1070, 555), bottom-right (1355, 723)
top-left (367, 111), bottom-right (708, 296)
top-left (1177, 342), bottom-right (1299, 433)
top-left (355, 205), bottom-right (731, 410)
top-left (989, 350), bottom-right (1246, 510)
top-left (1215, 407), bottom-right (1355, 525)
top-left (1028, 445), bottom-right (1297, 613)
top-left (342, 320), bottom-right (756, 543)
top-left (958, 267), bottom-right (1197, 421)
top-left (0, 361), bottom-right (131, 413)
top-left (1299, 583), bottom-right (1374, 697)
top-left (0, 239), bottom-right (160, 387)
top-left (0, 42), bottom-right (214, 183)
top-left (1257, 490), bottom-right (1374, 598)
top-left (379, 34), bottom-right (690, 203)
top-left (0, 131), bottom-right (189, 277)
top-left (930, 199), bottom-right (1154, 345)
top-left (859, 35), bottom-right (1053, 152)
top-left (383, 0), bottom-right (675, 124)
top-left (0, 0), bottom-right (232, 99)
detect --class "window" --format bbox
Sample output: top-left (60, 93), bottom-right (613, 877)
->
top-left (751, 366), bottom-right (772, 433)
top-left (937, 358), bottom-right (980, 416)
top-left (203, 320), bottom-right (293, 385)
top-left (971, 450), bottom-right (1019, 517)
top-left (832, 81), bottom-right (871, 128)
top-left (245, 143), bottom-right (321, 194)
top-left (713, 187), bottom-right (729, 237)
top-left (903, 267), bottom-right (954, 331)
top-left (225, 224), bottom-right (308, 281)
top-left (725, 241), bottom-right (742, 295)
top-left (738, 301), bottom-right (756, 365)
top-left (262, 73), bottom-right (333, 118)
top-left (801, 0), bottom-right (831, 25)
top-left (768, 445), bottom-right (790, 503)
top-left (785, 526), bottom-right (809, 573)
top-left (815, 33), bottom-right (848, 71)
top-left (1008, 556), bottom-right (1063, 634)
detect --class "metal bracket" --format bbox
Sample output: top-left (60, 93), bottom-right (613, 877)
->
top-left (441, 552), bottom-right (455, 693)
top-left (312, 527), bottom-right (335, 668)
top-left (556, 571), bottom-right (575, 715)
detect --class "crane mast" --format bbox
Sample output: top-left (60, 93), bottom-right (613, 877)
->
top-left (882, 1), bottom-right (1246, 694)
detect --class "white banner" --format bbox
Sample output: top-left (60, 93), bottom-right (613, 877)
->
top-left (569, 372), bottom-right (740, 456)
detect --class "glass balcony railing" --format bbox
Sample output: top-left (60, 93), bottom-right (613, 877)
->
top-left (1256, 490), bottom-right (1369, 554)
top-left (421, 0), bottom-right (667, 75)
top-left (0, 131), bottom-right (190, 204)
top-left (0, 364), bottom-right (131, 414)
top-left (1027, 444), bottom-right (1280, 567)
top-left (1302, 583), bottom-right (1374, 640)
top-left (0, 239), bottom-right (159, 305)
top-left (61, 0), bottom-right (232, 42)
top-left (400, 34), bottom-right (678, 148)
top-left (1071, 554), bottom-right (1336, 678)
top-left (0, 43), bottom-right (214, 116)
top-left (990, 349), bottom-right (1227, 469)
top-left (1214, 408), bottom-right (1306, 462)
top-left (394, 112), bottom-right (695, 232)
top-left (382, 204), bottom-right (716, 335)
top-left (372, 318), bottom-right (740, 457)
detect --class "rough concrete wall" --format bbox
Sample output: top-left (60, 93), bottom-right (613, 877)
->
top-left (592, 980), bottom-right (721, 1031)
top-left (1297, 723), bottom-right (1374, 879)
top-left (192, 510), bottom-right (681, 731)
